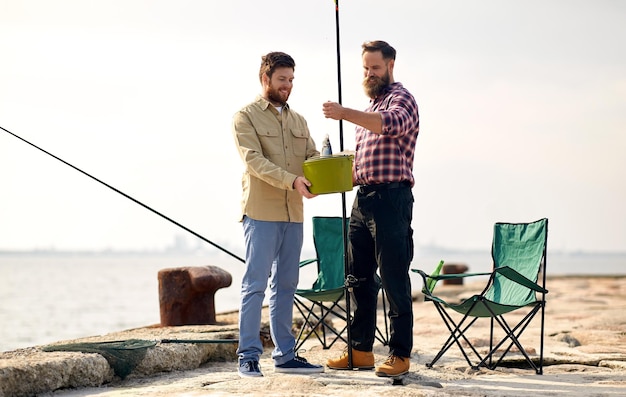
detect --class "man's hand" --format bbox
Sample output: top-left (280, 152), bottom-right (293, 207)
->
top-left (293, 176), bottom-right (317, 199)
top-left (323, 100), bottom-right (383, 133)
top-left (322, 101), bottom-right (345, 120)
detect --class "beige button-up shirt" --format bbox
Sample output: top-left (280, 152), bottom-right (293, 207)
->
top-left (233, 96), bottom-right (319, 223)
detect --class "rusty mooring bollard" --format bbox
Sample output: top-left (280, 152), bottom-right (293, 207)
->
top-left (442, 263), bottom-right (469, 285)
top-left (158, 266), bottom-right (232, 326)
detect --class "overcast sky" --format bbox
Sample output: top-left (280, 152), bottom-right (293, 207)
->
top-left (1, 0), bottom-right (625, 256)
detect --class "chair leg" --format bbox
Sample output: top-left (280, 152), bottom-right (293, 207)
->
top-left (478, 303), bottom-right (543, 372)
top-left (489, 317), bottom-right (494, 369)
top-left (293, 296), bottom-right (349, 351)
top-left (294, 299), bottom-right (333, 350)
top-left (319, 303), bottom-right (349, 349)
top-left (428, 301), bottom-right (484, 368)
top-left (294, 298), bottom-right (323, 350)
top-left (429, 301), bottom-right (545, 373)
top-left (538, 300), bottom-right (546, 375)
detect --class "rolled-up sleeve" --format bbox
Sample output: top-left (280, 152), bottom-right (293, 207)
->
top-left (380, 91), bottom-right (419, 138)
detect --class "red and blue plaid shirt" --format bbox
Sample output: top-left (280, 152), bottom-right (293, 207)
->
top-left (353, 82), bottom-right (419, 187)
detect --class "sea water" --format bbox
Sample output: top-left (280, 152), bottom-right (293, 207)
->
top-left (1, 249), bottom-right (624, 352)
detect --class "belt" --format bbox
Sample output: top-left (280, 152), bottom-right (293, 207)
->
top-left (358, 181), bottom-right (411, 194)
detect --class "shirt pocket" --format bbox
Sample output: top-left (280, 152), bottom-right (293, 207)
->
top-left (290, 128), bottom-right (307, 156)
top-left (258, 128), bottom-right (282, 155)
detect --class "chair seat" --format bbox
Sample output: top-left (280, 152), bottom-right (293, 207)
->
top-left (430, 295), bottom-right (540, 318)
top-left (295, 288), bottom-right (344, 302)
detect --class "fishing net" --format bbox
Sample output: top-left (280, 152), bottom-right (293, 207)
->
top-left (42, 339), bottom-right (156, 379)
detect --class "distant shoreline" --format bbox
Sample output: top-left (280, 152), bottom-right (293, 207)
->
top-left (2, 247), bottom-right (626, 257)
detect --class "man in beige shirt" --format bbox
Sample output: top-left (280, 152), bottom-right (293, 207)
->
top-left (232, 51), bottom-right (322, 377)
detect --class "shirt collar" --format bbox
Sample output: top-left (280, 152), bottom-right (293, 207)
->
top-left (256, 95), bottom-right (290, 111)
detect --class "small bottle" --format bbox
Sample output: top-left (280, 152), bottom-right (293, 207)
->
top-left (321, 134), bottom-right (333, 156)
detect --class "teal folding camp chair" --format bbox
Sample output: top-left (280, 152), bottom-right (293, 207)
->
top-left (412, 218), bottom-right (548, 374)
top-left (294, 216), bottom-right (389, 351)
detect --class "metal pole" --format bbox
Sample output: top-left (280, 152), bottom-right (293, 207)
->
top-left (335, 0), bottom-right (344, 152)
top-left (333, 0), bottom-right (353, 370)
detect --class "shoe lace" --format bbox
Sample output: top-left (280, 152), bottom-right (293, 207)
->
top-left (294, 356), bottom-right (309, 364)
top-left (294, 350), bottom-right (309, 364)
top-left (244, 360), bottom-right (261, 371)
top-left (383, 354), bottom-right (404, 366)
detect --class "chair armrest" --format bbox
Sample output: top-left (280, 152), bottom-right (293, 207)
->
top-left (495, 266), bottom-right (548, 293)
top-left (299, 258), bottom-right (318, 268)
top-left (412, 269), bottom-right (434, 296)
top-left (412, 260), bottom-right (444, 295)
top-left (427, 272), bottom-right (492, 280)
top-left (412, 264), bottom-right (492, 296)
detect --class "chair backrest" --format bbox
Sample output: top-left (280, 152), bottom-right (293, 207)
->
top-left (486, 218), bottom-right (548, 305)
top-left (310, 216), bottom-right (347, 290)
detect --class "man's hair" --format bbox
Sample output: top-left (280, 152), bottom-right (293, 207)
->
top-left (259, 52), bottom-right (296, 82)
top-left (362, 40), bottom-right (396, 61)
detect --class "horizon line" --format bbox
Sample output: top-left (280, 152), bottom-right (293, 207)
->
top-left (1, 246), bottom-right (625, 257)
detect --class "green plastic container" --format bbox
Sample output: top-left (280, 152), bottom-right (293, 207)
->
top-left (302, 155), bottom-right (353, 195)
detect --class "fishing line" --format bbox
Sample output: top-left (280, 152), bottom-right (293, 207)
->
top-left (0, 125), bottom-right (245, 263)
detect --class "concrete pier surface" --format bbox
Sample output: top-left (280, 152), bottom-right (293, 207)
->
top-left (1, 276), bottom-right (625, 396)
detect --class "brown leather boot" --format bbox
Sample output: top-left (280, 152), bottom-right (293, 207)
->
top-left (326, 349), bottom-right (375, 370)
top-left (374, 354), bottom-right (410, 377)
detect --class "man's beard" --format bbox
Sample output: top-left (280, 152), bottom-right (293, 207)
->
top-left (363, 71), bottom-right (390, 99)
top-left (267, 85), bottom-right (289, 105)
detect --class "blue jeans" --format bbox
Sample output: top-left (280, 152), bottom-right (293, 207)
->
top-left (237, 216), bottom-right (303, 366)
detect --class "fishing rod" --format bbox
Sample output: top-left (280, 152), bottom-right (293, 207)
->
top-left (0, 125), bottom-right (245, 263)
top-left (335, 0), bottom-right (345, 153)
top-left (333, 0), bottom-right (355, 369)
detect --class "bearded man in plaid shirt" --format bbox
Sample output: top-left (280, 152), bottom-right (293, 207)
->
top-left (323, 40), bottom-right (419, 378)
